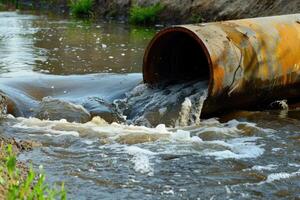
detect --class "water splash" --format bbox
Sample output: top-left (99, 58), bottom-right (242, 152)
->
top-left (177, 98), bottom-right (192, 126)
top-left (176, 90), bottom-right (208, 127)
top-left (113, 81), bottom-right (208, 127)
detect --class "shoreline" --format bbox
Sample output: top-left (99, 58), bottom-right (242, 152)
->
top-left (1, 1), bottom-right (300, 24)
top-left (0, 135), bottom-right (41, 198)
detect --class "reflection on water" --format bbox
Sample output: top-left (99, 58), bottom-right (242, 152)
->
top-left (0, 11), bottom-right (300, 200)
top-left (0, 11), bottom-right (156, 76)
top-left (0, 13), bottom-right (38, 74)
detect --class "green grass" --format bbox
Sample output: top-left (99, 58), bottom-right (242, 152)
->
top-left (0, 144), bottom-right (66, 200)
top-left (70, 0), bottom-right (93, 18)
top-left (190, 14), bottom-right (204, 23)
top-left (129, 3), bottom-right (164, 25)
top-left (0, 3), bottom-right (5, 11)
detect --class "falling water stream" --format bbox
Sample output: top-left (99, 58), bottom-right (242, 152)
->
top-left (0, 12), bottom-right (299, 199)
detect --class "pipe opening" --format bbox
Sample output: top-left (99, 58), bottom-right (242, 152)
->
top-left (143, 28), bottom-right (210, 85)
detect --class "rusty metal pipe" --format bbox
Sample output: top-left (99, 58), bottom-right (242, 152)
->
top-left (143, 14), bottom-right (300, 117)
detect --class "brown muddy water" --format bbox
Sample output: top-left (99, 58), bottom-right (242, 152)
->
top-left (0, 11), bottom-right (299, 199)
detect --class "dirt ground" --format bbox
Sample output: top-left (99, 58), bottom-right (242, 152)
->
top-left (93, 0), bottom-right (300, 23)
top-left (14, 0), bottom-right (300, 23)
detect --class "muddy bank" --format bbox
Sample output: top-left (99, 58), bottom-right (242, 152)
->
top-left (94, 0), bottom-right (300, 23)
top-left (9, 0), bottom-right (300, 24)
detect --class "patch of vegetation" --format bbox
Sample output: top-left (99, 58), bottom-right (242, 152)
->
top-left (70, 0), bottom-right (94, 18)
top-left (0, 0), bottom-right (16, 4)
top-left (0, 3), bottom-right (5, 11)
top-left (0, 0), bottom-right (16, 10)
top-left (0, 144), bottom-right (66, 199)
top-left (190, 14), bottom-right (204, 23)
top-left (129, 3), bottom-right (164, 25)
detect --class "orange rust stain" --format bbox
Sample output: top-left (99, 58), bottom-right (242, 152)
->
top-left (212, 64), bottom-right (225, 95)
top-left (275, 23), bottom-right (300, 85)
top-left (250, 25), bottom-right (270, 80)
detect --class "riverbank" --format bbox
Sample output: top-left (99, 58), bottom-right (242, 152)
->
top-left (2, 0), bottom-right (300, 24)
top-left (93, 0), bottom-right (300, 24)
top-left (0, 134), bottom-right (66, 199)
top-left (0, 135), bottom-right (39, 198)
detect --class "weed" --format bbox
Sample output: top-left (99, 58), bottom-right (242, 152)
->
top-left (0, 144), bottom-right (66, 199)
top-left (70, 0), bottom-right (93, 18)
top-left (190, 14), bottom-right (204, 23)
top-left (0, 3), bottom-right (5, 11)
top-left (129, 3), bottom-right (164, 25)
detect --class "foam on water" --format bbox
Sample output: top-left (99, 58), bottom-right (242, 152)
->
top-left (289, 163), bottom-right (300, 167)
top-left (10, 115), bottom-right (268, 163)
top-left (264, 170), bottom-right (300, 183)
top-left (169, 129), bottom-right (203, 143)
top-left (12, 116), bottom-right (171, 142)
top-left (250, 164), bottom-right (278, 171)
top-left (205, 137), bottom-right (264, 160)
top-left (125, 146), bottom-right (156, 176)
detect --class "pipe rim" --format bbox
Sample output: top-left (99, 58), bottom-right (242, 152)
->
top-left (143, 26), bottom-right (213, 96)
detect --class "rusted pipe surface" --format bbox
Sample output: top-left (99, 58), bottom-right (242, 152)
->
top-left (143, 14), bottom-right (300, 117)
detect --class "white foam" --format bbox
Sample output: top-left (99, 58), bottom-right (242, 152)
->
top-left (13, 116), bottom-right (210, 145)
top-left (11, 116), bottom-right (270, 163)
top-left (125, 146), bottom-right (156, 176)
top-left (195, 119), bottom-right (274, 140)
top-left (162, 190), bottom-right (175, 195)
top-left (265, 171), bottom-right (300, 183)
top-left (171, 130), bottom-right (191, 141)
top-left (205, 137), bottom-right (264, 160)
top-left (272, 148), bottom-right (282, 152)
top-left (13, 116), bottom-right (171, 139)
top-left (251, 164), bottom-right (277, 171)
top-left (126, 146), bottom-right (156, 156)
top-left (155, 124), bottom-right (167, 132)
top-left (227, 120), bottom-right (275, 134)
top-left (288, 163), bottom-right (300, 167)
top-left (45, 130), bottom-right (80, 137)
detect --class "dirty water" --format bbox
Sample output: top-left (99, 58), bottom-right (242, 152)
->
top-left (0, 12), bottom-right (299, 199)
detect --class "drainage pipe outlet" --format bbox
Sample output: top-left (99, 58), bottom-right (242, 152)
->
top-left (143, 14), bottom-right (300, 117)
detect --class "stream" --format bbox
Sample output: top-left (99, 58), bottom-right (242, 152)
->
top-left (0, 11), bottom-right (299, 199)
